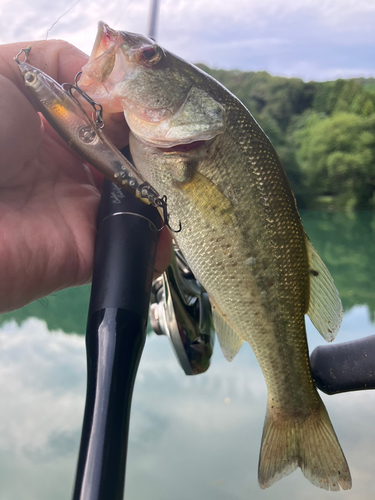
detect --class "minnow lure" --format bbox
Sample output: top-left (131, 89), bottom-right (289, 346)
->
top-left (14, 47), bottom-right (162, 210)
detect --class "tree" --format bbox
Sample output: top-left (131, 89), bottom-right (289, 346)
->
top-left (294, 112), bottom-right (375, 209)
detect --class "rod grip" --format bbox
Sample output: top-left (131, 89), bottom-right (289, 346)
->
top-left (310, 335), bottom-right (375, 395)
top-left (89, 178), bottom-right (160, 316)
top-left (72, 174), bottom-right (161, 500)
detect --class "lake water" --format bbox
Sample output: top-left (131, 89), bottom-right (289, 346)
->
top-left (0, 211), bottom-right (374, 500)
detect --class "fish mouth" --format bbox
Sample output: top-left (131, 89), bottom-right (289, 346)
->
top-left (126, 106), bottom-right (216, 150)
top-left (88, 21), bottom-right (154, 68)
top-left (91, 21), bottom-right (119, 59)
top-left (156, 140), bottom-right (207, 153)
top-left (79, 22), bottom-right (157, 110)
top-left (79, 22), bottom-right (122, 89)
top-left (130, 126), bottom-right (213, 151)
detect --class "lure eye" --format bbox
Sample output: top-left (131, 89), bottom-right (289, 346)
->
top-left (25, 71), bottom-right (37, 85)
top-left (139, 44), bottom-right (164, 65)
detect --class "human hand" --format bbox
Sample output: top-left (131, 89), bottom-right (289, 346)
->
top-left (0, 40), bottom-right (172, 313)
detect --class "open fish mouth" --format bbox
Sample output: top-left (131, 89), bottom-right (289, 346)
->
top-left (79, 24), bottom-right (124, 90)
top-left (80, 22), bottom-right (226, 146)
top-left (91, 21), bottom-right (119, 59)
top-left (156, 140), bottom-right (207, 153)
top-left (80, 22), bottom-right (156, 88)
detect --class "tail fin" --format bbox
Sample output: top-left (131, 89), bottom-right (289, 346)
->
top-left (258, 399), bottom-right (352, 491)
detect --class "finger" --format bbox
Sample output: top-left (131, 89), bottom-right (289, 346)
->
top-left (1, 40), bottom-right (129, 178)
top-left (1, 40), bottom-right (88, 93)
top-left (0, 74), bottom-right (43, 181)
top-left (153, 227), bottom-right (173, 279)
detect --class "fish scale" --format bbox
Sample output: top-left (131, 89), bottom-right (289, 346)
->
top-left (80, 22), bottom-right (351, 491)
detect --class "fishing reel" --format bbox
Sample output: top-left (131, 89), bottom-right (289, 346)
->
top-left (150, 246), bottom-right (215, 375)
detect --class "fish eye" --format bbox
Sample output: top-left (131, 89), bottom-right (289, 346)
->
top-left (139, 44), bottom-right (164, 65)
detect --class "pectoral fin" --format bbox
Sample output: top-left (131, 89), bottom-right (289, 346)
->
top-left (306, 238), bottom-right (343, 342)
top-left (179, 171), bottom-right (234, 226)
top-left (211, 305), bottom-right (244, 361)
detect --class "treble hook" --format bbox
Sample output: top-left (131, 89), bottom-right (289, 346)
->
top-left (63, 71), bottom-right (104, 129)
top-left (155, 196), bottom-right (182, 233)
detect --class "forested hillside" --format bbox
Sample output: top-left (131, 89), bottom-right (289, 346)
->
top-left (197, 65), bottom-right (375, 210)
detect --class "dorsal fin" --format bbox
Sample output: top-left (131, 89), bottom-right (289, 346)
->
top-left (306, 238), bottom-right (343, 342)
top-left (211, 306), bottom-right (244, 361)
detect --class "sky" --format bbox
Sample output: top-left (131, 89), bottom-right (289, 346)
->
top-left (0, 0), bottom-right (374, 81)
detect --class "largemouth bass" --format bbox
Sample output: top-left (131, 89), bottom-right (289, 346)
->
top-left (80, 22), bottom-right (351, 491)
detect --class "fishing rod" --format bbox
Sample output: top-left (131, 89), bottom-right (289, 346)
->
top-left (310, 335), bottom-right (375, 394)
top-left (13, 36), bottom-right (164, 500)
top-left (72, 155), bottom-right (161, 500)
top-left (72, 3), bottom-right (163, 498)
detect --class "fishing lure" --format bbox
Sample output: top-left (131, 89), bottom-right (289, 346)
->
top-left (14, 47), bottom-right (180, 232)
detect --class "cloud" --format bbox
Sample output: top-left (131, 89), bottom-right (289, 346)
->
top-left (0, 319), bottom-right (86, 499)
top-left (0, 0), bottom-right (374, 80)
top-left (0, 319), bottom-right (85, 455)
top-left (1, 310), bottom-right (375, 498)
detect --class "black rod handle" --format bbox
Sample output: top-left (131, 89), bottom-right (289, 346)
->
top-left (311, 335), bottom-right (375, 395)
top-left (72, 176), bottom-right (160, 500)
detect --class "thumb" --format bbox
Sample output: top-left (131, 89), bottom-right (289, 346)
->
top-left (2, 39), bottom-right (88, 90)
top-left (0, 40), bottom-right (89, 182)
top-left (0, 74), bottom-right (43, 182)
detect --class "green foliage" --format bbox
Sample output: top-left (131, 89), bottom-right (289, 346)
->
top-left (312, 79), bottom-right (375, 117)
top-left (302, 211), bottom-right (375, 319)
top-left (1, 214), bottom-right (373, 325)
top-left (198, 65), bottom-right (314, 140)
top-left (293, 112), bottom-right (375, 209)
top-left (0, 286), bottom-right (91, 335)
top-left (197, 63), bottom-right (375, 210)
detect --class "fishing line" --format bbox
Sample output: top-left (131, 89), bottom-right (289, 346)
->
top-left (15, 0), bottom-right (83, 58)
top-left (111, 0), bottom-right (134, 29)
top-left (44, 0), bottom-right (82, 41)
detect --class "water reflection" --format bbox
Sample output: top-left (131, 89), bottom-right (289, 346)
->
top-left (0, 211), bottom-right (374, 499)
top-left (1, 212), bottom-right (374, 334)
top-left (0, 319), bottom-right (86, 500)
top-left (0, 285), bottom-right (91, 335)
top-left (0, 317), bottom-right (374, 499)
top-left (302, 211), bottom-right (375, 319)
